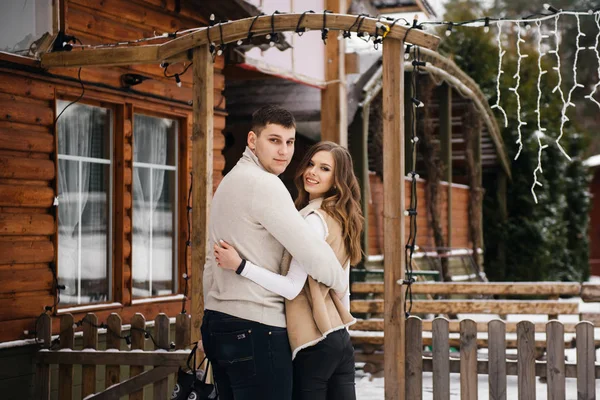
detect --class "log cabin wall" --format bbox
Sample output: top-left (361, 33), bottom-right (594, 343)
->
top-left (367, 173), bottom-right (471, 256)
top-left (0, 0), bottom-right (226, 344)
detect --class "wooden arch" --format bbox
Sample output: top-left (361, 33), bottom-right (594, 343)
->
top-left (41, 14), bottom-right (439, 400)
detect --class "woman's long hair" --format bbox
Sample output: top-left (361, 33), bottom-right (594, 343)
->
top-left (294, 141), bottom-right (364, 265)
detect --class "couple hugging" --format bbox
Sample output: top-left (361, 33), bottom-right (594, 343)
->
top-left (201, 105), bottom-right (363, 400)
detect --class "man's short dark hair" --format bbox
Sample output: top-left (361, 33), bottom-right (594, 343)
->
top-left (251, 105), bottom-right (296, 135)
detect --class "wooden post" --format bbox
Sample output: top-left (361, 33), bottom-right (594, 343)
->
top-left (405, 316), bottom-right (423, 400)
top-left (320, 0), bottom-right (348, 146)
top-left (58, 314), bottom-right (74, 400)
top-left (105, 313), bottom-right (122, 389)
top-left (382, 38), bottom-right (406, 400)
top-left (34, 313), bottom-right (51, 400)
top-left (129, 313), bottom-right (146, 400)
top-left (153, 314), bottom-right (170, 399)
top-left (488, 320), bottom-right (507, 400)
top-left (82, 313), bottom-right (98, 398)
top-left (439, 84), bottom-right (452, 246)
top-left (191, 44), bottom-right (213, 346)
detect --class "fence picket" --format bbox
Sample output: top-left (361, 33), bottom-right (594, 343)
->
top-left (488, 320), bottom-right (506, 400)
top-left (153, 313), bottom-right (171, 400)
top-left (105, 313), bottom-right (122, 390)
top-left (576, 322), bottom-right (595, 400)
top-left (34, 313), bottom-right (51, 400)
top-left (433, 317), bottom-right (450, 400)
top-left (176, 313), bottom-right (191, 350)
top-left (58, 314), bottom-right (74, 400)
top-left (546, 321), bottom-right (565, 400)
top-left (517, 321), bottom-right (535, 400)
top-left (406, 316), bottom-right (423, 400)
top-left (129, 313), bottom-right (146, 400)
top-left (460, 319), bottom-right (477, 400)
top-left (82, 313), bottom-right (98, 397)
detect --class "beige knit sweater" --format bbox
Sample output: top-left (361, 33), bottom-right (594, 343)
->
top-left (282, 198), bottom-right (356, 359)
top-left (203, 147), bottom-right (347, 328)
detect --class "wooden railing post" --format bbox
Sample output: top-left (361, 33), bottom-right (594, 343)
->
top-left (576, 322), bottom-right (595, 400)
top-left (432, 317), bottom-right (450, 400)
top-left (405, 316), bottom-right (423, 400)
top-left (153, 314), bottom-right (170, 399)
top-left (105, 313), bottom-right (122, 390)
top-left (460, 319), bottom-right (477, 400)
top-left (58, 314), bottom-right (74, 400)
top-left (129, 313), bottom-right (146, 400)
top-left (517, 321), bottom-right (535, 400)
top-left (382, 37), bottom-right (406, 400)
top-left (546, 321), bottom-right (565, 400)
top-left (82, 313), bottom-right (99, 397)
top-left (488, 320), bottom-right (507, 400)
top-left (34, 313), bottom-right (51, 400)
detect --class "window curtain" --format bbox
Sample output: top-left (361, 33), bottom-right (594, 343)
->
top-left (57, 104), bottom-right (94, 287)
top-left (132, 115), bottom-right (170, 295)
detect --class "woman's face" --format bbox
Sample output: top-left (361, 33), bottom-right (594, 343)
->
top-left (303, 150), bottom-right (336, 200)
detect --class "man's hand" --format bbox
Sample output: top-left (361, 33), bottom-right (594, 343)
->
top-left (214, 240), bottom-right (243, 271)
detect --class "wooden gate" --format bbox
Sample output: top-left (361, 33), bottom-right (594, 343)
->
top-left (34, 312), bottom-right (192, 400)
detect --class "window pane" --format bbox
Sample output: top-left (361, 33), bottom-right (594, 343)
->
top-left (132, 114), bottom-right (177, 298)
top-left (57, 102), bottom-right (111, 305)
top-left (0, 0), bottom-right (53, 55)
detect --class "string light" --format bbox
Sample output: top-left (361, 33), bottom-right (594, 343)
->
top-left (558, 14), bottom-right (586, 162)
top-left (484, 17), bottom-right (490, 33)
top-left (491, 22), bottom-right (508, 128)
top-left (445, 23), bottom-right (453, 36)
top-left (585, 13), bottom-right (600, 109)
top-left (532, 21), bottom-right (549, 204)
top-left (509, 22), bottom-right (528, 160)
top-left (544, 3), bottom-right (561, 14)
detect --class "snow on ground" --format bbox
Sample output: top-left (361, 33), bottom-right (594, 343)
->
top-left (355, 371), bottom-right (600, 399)
top-left (355, 279), bottom-right (600, 398)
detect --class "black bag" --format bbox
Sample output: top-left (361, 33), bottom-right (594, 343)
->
top-left (171, 342), bottom-right (218, 400)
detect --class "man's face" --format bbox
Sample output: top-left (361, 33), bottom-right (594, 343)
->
top-left (248, 123), bottom-right (296, 175)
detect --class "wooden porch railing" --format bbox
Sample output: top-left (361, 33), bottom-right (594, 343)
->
top-left (34, 312), bottom-right (192, 400)
top-left (395, 317), bottom-right (598, 399)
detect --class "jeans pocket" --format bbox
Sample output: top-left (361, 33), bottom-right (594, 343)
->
top-left (212, 328), bottom-right (256, 386)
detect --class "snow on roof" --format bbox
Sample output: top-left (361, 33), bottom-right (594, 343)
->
top-left (584, 155), bottom-right (600, 168)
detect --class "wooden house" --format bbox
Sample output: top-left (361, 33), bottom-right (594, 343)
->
top-left (0, 0), bottom-right (264, 397)
top-left (585, 155), bottom-right (600, 276)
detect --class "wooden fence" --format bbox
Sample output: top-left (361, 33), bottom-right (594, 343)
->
top-left (34, 312), bottom-right (192, 400)
top-left (356, 316), bottom-right (598, 400)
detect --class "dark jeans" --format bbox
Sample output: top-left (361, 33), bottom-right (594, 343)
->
top-left (292, 329), bottom-right (356, 400)
top-left (201, 310), bottom-right (293, 400)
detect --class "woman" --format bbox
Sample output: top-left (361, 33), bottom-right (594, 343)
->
top-left (214, 141), bottom-right (363, 400)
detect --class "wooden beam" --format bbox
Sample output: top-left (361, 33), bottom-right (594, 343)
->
top-left (352, 281), bottom-right (582, 296)
top-left (41, 45), bottom-right (161, 68)
top-left (36, 350), bottom-right (188, 366)
top-left (321, 0), bottom-right (347, 146)
top-left (382, 38), bottom-right (406, 400)
top-left (158, 14), bottom-right (440, 61)
top-left (83, 366), bottom-right (178, 400)
top-left (191, 44), bottom-right (213, 346)
top-left (40, 15), bottom-right (439, 69)
top-left (439, 83), bottom-right (452, 246)
top-left (352, 318), bottom-right (583, 334)
top-left (351, 299), bottom-right (579, 315)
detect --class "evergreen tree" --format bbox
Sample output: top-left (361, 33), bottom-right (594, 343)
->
top-left (438, 0), bottom-right (591, 282)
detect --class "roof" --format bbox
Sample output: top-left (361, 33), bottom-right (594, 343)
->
top-left (584, 155), bottom-right (600, 168)
top-left (370, 0), bottom-right (438, 17)
top-left (188, 0), bottom-right (261, 21)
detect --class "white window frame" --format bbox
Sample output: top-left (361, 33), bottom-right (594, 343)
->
top-left (57, 103), bottom-right (114, 305)
top-left (132, 116), bottom-right (178, 298)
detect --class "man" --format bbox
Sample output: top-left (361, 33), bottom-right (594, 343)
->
top-left (201, 105), bottom-right (347, 400)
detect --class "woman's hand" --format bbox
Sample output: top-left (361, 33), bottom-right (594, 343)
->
top-left (214, 240), bottom-right (243, 271)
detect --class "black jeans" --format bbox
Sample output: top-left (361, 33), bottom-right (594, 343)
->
top-left (292, 329), bottom-right (356, 400)
top-left (201, 310), bottom-right (293, 400)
